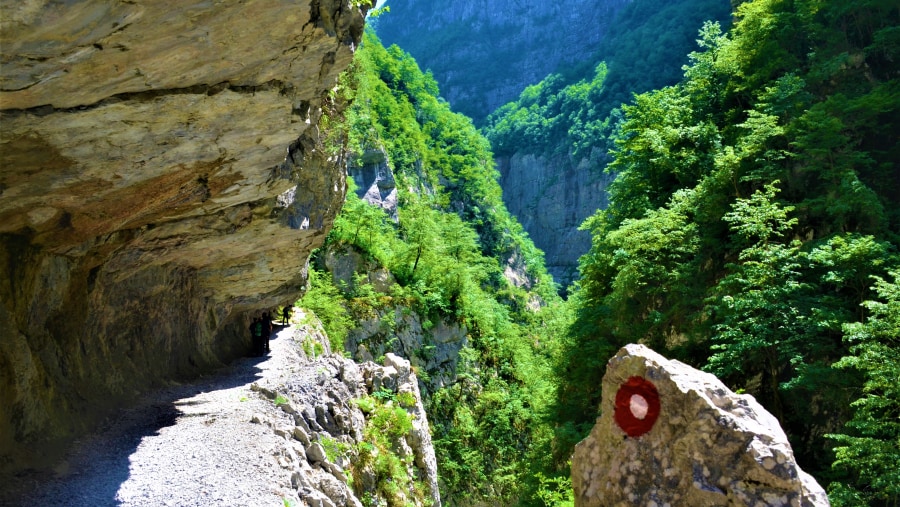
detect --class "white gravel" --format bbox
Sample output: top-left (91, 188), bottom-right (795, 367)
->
top-left (2, 324), bottom-right (310, 507)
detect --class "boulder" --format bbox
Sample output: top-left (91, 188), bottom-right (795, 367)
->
top-left (572, 344), bottom-right (829, 507)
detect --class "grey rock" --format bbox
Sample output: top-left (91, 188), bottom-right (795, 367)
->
top-left (497, 151), bottom-right (615, 288)
top-left (293, 426), bottom-right (311, 446)
top-left (251, 384), bottom-right (278, 400)
top-left (303, 406), bottom-right (323, 432)
top-left (306, 442), bottom-right (328, 464)
top-left (315, 404), bottom-right (337, 434)
top-left (347, 149), bottom-right (399, 221)
top-left (572, 344), bottom-right (829, 507)
top-left (384, 353), bottom-right (409, 376)
top-left (323, 461), bottom-right (347, 483)
top-left (291, 471), bottom-right (304, 490)
top-left (318, 471), bottom-right (349, 506)
top-left (339, 361), bottom-right (365, 396)
top-left (294, 413), bottom-right (313, 435)
top-left (273, 425), bottom-right (293, 439)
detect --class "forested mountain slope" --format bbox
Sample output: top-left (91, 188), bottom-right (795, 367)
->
top-left (312, 2), bottom-right (899, 505)
top-left (372, 0), bottom-right (630, 125)
top-left (554, 1), bottom-right (900, 505)
top-left (301, 29), bottom-right (574, 506)
top-left (482, 0), bottom-right (733, 286)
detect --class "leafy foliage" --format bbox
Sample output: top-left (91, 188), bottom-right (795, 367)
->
top-left (828, 271), bottom-right (900, 506)
top-left (559, 0), bottom-right (900, 499)
top-left (301, 30), bottom-right (573, 505)
top-left (350, 394), bottom-right (426, 507)
top-left (298, 267), bottom-right (353, 353)
top-left (481, 0), bottom-right (732, 161)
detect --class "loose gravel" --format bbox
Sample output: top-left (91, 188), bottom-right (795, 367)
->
top-left (1, 324), bottom-right (310, 507)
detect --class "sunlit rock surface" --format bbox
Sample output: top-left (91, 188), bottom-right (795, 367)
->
top-left (572, 344), bottom-right (829, 507)
top-left (0, 0), bottom-right (366, 473)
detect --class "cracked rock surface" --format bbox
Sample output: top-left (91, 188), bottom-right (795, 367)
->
top-left (0, 0), bottom-right (365, 474)
top-left (571, 344), bottom-right (829, 507)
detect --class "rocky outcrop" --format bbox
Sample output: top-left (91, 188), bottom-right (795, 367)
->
top-left (374, 0), bottom-right (630, 123)
top-left (258, 316), bottom-right (441, 506)
top-left (320, 243), bottom-right (468, 393)
top-left (572, 344), bottom-right (829, 507)
top-left (497, 150), bottom-right (614, 287)
top-left (349, 307), bottom-right (467, 393)
top-left (348, 149), bottom-right (399, 220)
top-left (0, 0), bottom-right (366, 474)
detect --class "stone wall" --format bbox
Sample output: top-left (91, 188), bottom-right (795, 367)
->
top-left (0, 0), bottom-right (366, 473)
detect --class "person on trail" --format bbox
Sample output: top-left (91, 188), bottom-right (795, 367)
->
top-left (282, 306), bottom-right (292, 325)
top-left (250, 317), bottom-right (265, 357)
top-left (261, 311), bottom-right (272, 353)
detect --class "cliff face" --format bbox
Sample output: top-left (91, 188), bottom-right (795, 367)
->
top-left (0, 0), bottom-right (366, 472)
top-left (374, 0), bottom-right (630, 123)
top-left (497, 150), bottom-right (614, 287)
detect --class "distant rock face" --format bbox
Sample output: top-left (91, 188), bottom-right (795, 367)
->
top-left (497, 150), bottom-right (614, 287)
top-left (572, 344), bottom-right (829, 507)
top-left (348, 149), bottom-right (399, 220)
top-left (375, 0), bottom-right (627, 287)
top-left (374, 0), bottom-right (630, 123)
top-left (0, 0), bottom-right (366, 473)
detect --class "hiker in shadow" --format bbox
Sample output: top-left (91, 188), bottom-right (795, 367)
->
top-left (261, 311), bottom-right (273, 353)
top-left (249, 316), bottom-right (265, 357)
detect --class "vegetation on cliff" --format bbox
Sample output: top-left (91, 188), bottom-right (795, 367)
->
top-left (481, 0), bottom-right (732, 161)
top-left (553, 0), bottom-right (900, 504)
top-left (302, 30), bottom-right (573, 505)
top-left (308, 0), bottom-right (899, 504)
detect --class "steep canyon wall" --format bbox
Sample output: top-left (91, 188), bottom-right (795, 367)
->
top-left (0, 0), bottom-right (366, 472)
top-left (497, 150), bottom-right (614, 287)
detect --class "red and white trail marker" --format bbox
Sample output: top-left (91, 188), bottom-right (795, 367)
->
top-left (613, 376), bottom-right (660, 437)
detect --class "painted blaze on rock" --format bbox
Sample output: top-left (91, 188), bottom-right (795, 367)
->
top-left (572, 344), bottom-right (829, 507)
top-left (614, 376), bottom-right (660, 438)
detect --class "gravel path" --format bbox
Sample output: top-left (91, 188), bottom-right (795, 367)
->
top-left (1, 324), bottom-right (312, 507)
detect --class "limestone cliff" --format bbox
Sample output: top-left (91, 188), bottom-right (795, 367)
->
top-left (374, 0), bottom-right (630, 124)
top-left (0, 0), bottom-right (366, 473)
top-left (496, 150), bottom-right (614, 287)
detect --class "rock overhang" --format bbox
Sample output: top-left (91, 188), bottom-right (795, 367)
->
top-left (0, 0), bottom-right (367, 475)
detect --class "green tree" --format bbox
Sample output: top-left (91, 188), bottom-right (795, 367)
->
top-left (559, 0), bottom-right (900, 489)
top-left (828, 271), bottom-right (900, 507)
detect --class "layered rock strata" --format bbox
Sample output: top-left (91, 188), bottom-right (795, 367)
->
top-left (0, 0), bottom-right (366, 473)
top-left (572, 344), bottom-right (829, 507)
